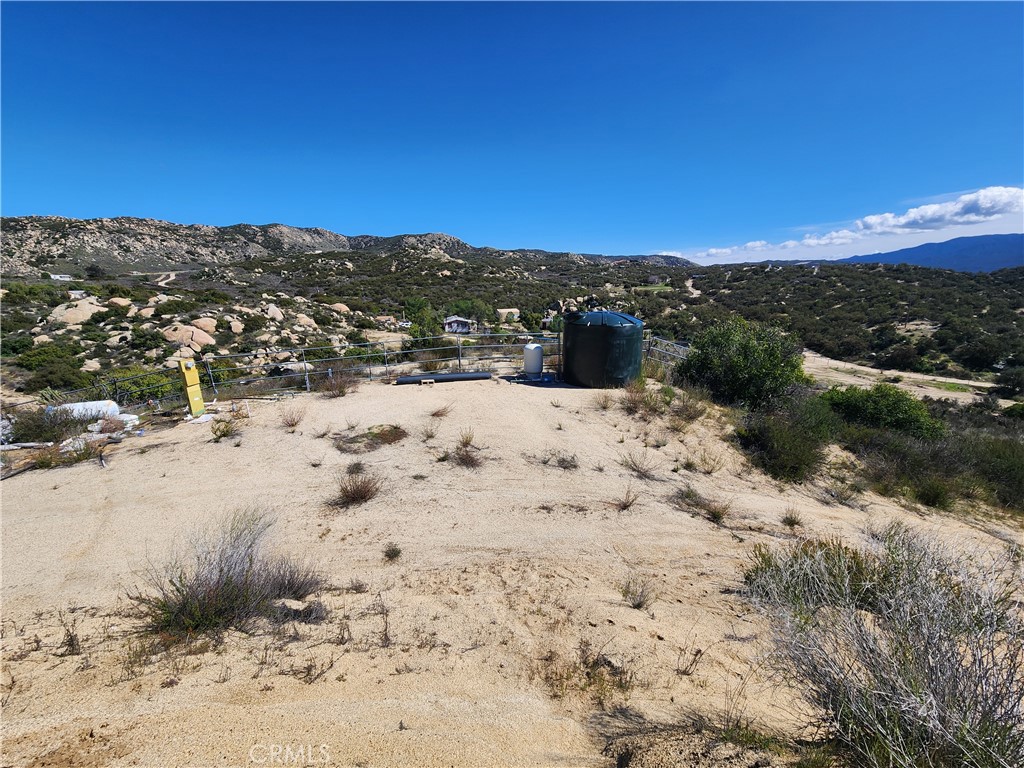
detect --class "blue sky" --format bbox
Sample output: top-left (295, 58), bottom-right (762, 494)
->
top-left (2, 1), bottom-right (1022, 264)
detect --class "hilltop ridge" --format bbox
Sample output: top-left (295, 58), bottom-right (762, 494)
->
top-left (0, 215), bottom-right (688, 277)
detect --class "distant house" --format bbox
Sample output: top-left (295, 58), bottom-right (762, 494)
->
top-left (496, 308), bottom-right (520, 322)
top-left (48, 274), bottom-right (74, 282)
top-left (443, 315), bottom-right (475, 334)
top-left (67, 290), bottom-right (88, 300)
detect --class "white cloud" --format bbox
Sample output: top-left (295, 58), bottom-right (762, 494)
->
top-left (661, 186), bottom-right (1023, 264)
top-left (856, 186), bottom-right (1023, 234)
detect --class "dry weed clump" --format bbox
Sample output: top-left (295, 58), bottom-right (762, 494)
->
top-left (330, 473), bottom-right (383, 507)
top-left (612, 483), bottom-right (641, 511)
top-left (539, 450), bottom-right (579, 470)
top-left (430, 402), bottom-right (454, 419)
top-left (437, 427), bottom-right (483, 468)
top-left (317, 373), bottom-right (359, 399)
top-left (621, 379), bottom-right (665, 421)
top-left (128, 508), bottom-right (326, 637)
top-left (280, 405), bottom-right (306, 431)
top-left (619, 448), bottom-right (660, 480)
top-left (745, 523), bottom-right (1024, 768)
top-left (593, 391), bottom-right (615, 411)
top-left (672, 484), bottom-right (732, 525)
top-left (619, 576), bottom-right (658, 610)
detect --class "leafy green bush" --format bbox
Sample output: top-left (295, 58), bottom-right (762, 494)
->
top-left (16, 342), bottom-right (83, 371)
top-left (1, 334), bottom-right (34, 356)
top-left (2, 282), bottom-right (67, 307)
top-left (24, 360), bottom-right (93, 392)
top-left (736, 393), bottom-right (839, 482)
top-left (675, 317), bottom-right (805, 407)
top-left (994, 367), bottom-right (1024, 398)
top-left (154, 299), bottom-right (197, 317)
top-left (130, 327), bottom-right (167, 351)
top-left (102, 365), bottom-right (178, 403)
top-left (8, 407), bottom-right (91, 443)
top-left (243, 314), bottom-right (268, 334)
top-left (204, 358), bottom-right (241, 384)
top-left (823, 383), bottom-right (943, 438)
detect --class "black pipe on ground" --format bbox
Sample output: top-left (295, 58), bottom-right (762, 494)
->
top-left (394, 372), bottom-right (493, 385)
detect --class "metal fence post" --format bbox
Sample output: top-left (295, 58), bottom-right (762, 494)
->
top-left (383, 343), bottom-right (390, 379)
top-left (301, 349), bottom-right (311, 392)
top-left (204, 358), bottom-right (219, 396)
top-left (457, 336), bottom-right (463, 371)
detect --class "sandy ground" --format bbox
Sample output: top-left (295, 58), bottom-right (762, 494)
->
top-left (802, 350), bottom-right (1009, 407)
top-left (1, 378), bottom-right (1019, 767)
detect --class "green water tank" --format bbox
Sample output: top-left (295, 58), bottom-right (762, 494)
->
top-left (562, 311), bottom-right (644, 388)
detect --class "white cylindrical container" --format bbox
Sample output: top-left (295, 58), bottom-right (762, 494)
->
top-left (523, 343), bottom-right (543, 375)
top-left (50, 400), bottom-right (120, 420)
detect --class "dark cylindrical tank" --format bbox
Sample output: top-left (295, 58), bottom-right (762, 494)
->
top-left (562, 311), bottom-right (644, 388)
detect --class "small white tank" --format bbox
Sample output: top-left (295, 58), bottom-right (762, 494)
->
top-left (523, 343), bottom-right (544, 375)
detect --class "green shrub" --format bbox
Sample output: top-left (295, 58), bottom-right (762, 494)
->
top-left (2, 282), bottom-right (67, 307)
top-left (154, 299), bottom-right (198, 317)
top-left (737, 393), bottom-right (838, 482)
top-left (824, 383), bottom-right (943, 438)
top-left (8, 407), bottom-right (91, 443)
top-left (675, 317), bottom-right (805, 407)
top-left (130, 327), bottom-right (166, 351)
top-left (994, 367), bottom-right (1024, 398)
top-left (24, 360), bottom-right (93, 392)
top-left (102, 365), bottom-right (178, 403)
top-left (1, 334), bottom-right (34, 356)
top-left (16, 342), bottom-right (83, 371)
top-left (243, 314), bottom-right (268, 334)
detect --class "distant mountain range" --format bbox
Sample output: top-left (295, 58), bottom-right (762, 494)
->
top-left (2, 216), bottom-right (1020, 277)
top-left (836, 233), bottom-right (1023, 272)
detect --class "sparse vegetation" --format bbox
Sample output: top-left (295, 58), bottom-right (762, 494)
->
top-left (317, 373), bottom-right (358, 398)
top-left (619, 576), bottom-right (657, 610)
top-left (210, 418), bottom-right (239, 442)
top-left (279, 405), bottom-right (306, 431)
top-left (539, 449), bottom-right (579, 470)
top-left (672, 484), bottom-right (732, 524)
top-left (619, 448), bottom-right (659, 480)
top-left (781, 509), bottom-right (804, 529)
top-left (429, 402), bottom-right (453, 418)
top-left (612, 483), bottom-right (640, 511)
top-left (383, 542), bottom-right (402, 562)
top-left (128, 508), bottom-right (326, 637)
top-left (745, 524), bottom-right (1024, 768)
top-left (6, 407), bottom-right (91, 444)
top-left (538, 639), bottom-right (637, 709)
top-left (329, 473), bottom-right (383, 507)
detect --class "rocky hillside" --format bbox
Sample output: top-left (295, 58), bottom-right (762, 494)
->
top-left (0, 216), bottom-right (686, 277)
